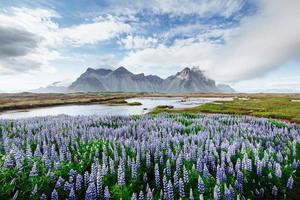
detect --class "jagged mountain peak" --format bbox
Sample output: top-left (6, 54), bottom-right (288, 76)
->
top-left (114, 66), bottom-right (131, 74)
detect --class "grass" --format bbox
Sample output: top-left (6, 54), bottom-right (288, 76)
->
top-left (151, 96), bottom-right (300, 123)
top-left (127, 102), bottom-right (142, 106)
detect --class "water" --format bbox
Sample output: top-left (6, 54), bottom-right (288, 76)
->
top-left (0, 97), bottom-right (231, 119)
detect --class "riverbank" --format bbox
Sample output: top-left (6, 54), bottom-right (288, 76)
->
top-left (0, 92), bottom-right (237, 112)
top-left (150, 95), bottom-right (300, 124)
top-left (1, 93), bottom-right (300, 124)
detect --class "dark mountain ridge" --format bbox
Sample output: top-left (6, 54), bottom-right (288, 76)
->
top-left (69, 66), bottom-right (235, 93)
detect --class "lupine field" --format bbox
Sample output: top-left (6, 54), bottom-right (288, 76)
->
top-left (0, 113), bottom-right (300, 200)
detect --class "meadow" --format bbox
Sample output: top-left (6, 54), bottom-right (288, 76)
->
top-left (151, 95), bottom-right (300, 124)
top-left (0, 113), bottom-right (299, 199)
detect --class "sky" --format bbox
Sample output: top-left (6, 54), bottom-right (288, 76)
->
top-left (0, 0), bottom-right (299, 93)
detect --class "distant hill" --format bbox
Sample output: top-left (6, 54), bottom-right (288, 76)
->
top-left (69, 66), bottom-right (235, 93)
top-left (31, 80), bottom-right (72, 93)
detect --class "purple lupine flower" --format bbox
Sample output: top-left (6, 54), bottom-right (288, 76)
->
top-left (109, 158), bottom-right (115, 175)
top-left (196, 158), bottom-right (202, 172)
top-left (167, 180), bottom-right (174, 200)
top-left (146, 152), bottom-right (151, 168)
top-left (104, 186), bottom-right (110, 200)
top-left (277, 152), bottom-right (283, 163)
top-left (173, 170), bottom-right (179, 188)
top-left (131, 160), bottom-right (137, 180)
top-left (4, 155), bottom-right (14, 168)
top-left (287, 176), bottom-right (294, 189)
top-left (224, 184), bottom-right (233, 200)
top-left (203, 164), bottom-right (209, 178)
top-left (176, 156), bottom-right (182, 172)
top-left (29, 163), bottom-right (38, 177)
top-left (198, 176), bottom-right (205, 194)
top-left (272, 185), bottom-right (278, 196)
top-left (131, 193), bottom-right (137, 200)
top-left (96, 171), bottom-right (102, 197)
top-left (179, 178), bottom-right (185, 198)
top-left (166, 159), bottom-right (171, 177)
top-left (76, 174), bottom-right (82, 191)
top-left (84, 171), bottom-right (90, 188)
top-left (69, 187), bottom-right (76, 200)
top-left (183, 166), bottom-right (189, 184)
top-left (85, 182), bottom-right (97, 200)
top-left (213, 185), bottom-right (221, 200)
top-left (292, 159), bottom-right (299, 170)
top-left (146, 188), bottom-right (153, 200)
top-left (64, 181), bottom-right (72, 192)
top-left (154, 163), bottom-right (160, 188)
top-left (40, 193), bottom-right (47, 200)
top-left (51, 189), bottom-right (58, 200)
top-left (256, 161), bottom-right (262, 176)
top-left (275, 163), bottom-right (282, 178)
top-left (163, 175), bottom-right (168, 200)
top-left (55, 176), bottom-right (65, 189)
top-left (138, 191), bottom-right (144, 200)
top-left (237, 170), bottom-right (243, 183)
top-left (117, 160), bottom-right (125, 186)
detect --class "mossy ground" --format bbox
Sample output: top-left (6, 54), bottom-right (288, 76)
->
top-left (150, 96), bottom-right (300, 124)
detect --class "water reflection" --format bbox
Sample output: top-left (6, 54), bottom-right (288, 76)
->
top-left (0, 97), bottom-right (232, 119)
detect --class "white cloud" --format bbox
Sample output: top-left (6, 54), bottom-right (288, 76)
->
top-left (61, 18), bottom-right (131, 46)
top-left (120, 35), bottom-right (158, 50)
top-left (120, 38), bottom-right (219, 78)
top-left (209, 0), bottom-right (300, 81)
top-left (102, 0), bottom-right (246, 18)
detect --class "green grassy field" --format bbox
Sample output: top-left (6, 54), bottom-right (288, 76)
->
top-left (151, 96), bottom-right (300, 123)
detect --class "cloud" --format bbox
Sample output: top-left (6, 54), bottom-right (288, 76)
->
top-left (100, 0), bottom-right (246, 18)
top-left (120, 35), bottom-right (158, 50)
top-left (209, 0), bottom-right (300, 81)
top-left (0, 26), bottom-right (41, 58)
top-left (120, 37), bottom-right (220, 78)
top-left (61, 18), bottom-right (131, 46)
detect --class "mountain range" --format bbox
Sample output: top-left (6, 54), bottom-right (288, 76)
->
top-left (68, 67), bottom-right (235, 93)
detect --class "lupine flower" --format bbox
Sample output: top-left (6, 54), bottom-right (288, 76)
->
top-left (131, 193), bottom-right (137, 200)
top-left (29, 163), bottom-right (38, 177)
top-left (173, 170), bottom-right (179, 188)
top-left (131, 160), bottom-right (137, 180)
top-left (275, 163), bottom-right (282, 178)
top-left (147, 188), bottom-right (153, 200)
top-left (154, 163), bottom-right (160, 188)
top-left (179, 178), bottom-right (185, 198)
top-left (76, 174), bottom-right (82, 191)
top-left (166, 160), bottom-right (171, 177)
top-left (138, 191), bottom-right (144, 200)
top-left (104, 186), bottom-right (110, 200)
top-left (183, 166), bottom-right (189, 184)
top-left (272, 185), bottom-right (278, 196)
top-left (198, 176), bottom-right (205, 194)
top-left (51, 189), bottom-right (58, 200)
top-left (85, 182), bottom-right (97, 200)
top-left (287, 176), bottom-right (294, 189)
top-left (213, 185), bottom-right (221, 200)
top-left (69, 187), bottom-right (76, 200)
top-left (40, 193), bottom-right (47, 200)
top-left (168, 180), bottom-right (174, 200)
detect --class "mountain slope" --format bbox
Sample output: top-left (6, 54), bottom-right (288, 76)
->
top-left (69, 67), bottom-right (235, 93)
